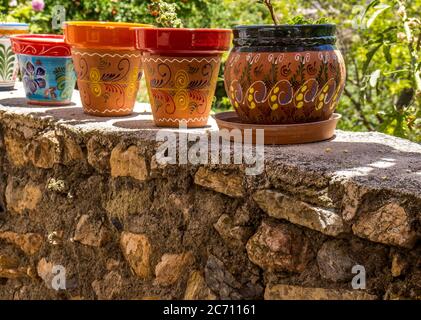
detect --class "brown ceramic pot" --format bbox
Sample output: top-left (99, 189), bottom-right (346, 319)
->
top-left (71, 48), bottom-right (142, 116)
top-left (224, 24), bottom-right (346, 124)
top-left (64, 22), bottom-right (152, 117)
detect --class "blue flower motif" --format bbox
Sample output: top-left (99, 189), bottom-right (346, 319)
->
top-left (23, 61), bottom-right (46, 94)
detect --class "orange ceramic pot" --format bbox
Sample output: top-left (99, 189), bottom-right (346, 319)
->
top-left (64, 22), bottom-right (152, 116)
top-left (135, 28), bottom-right (232, 127)
top-left (224, 25), bottom-right (346, 124)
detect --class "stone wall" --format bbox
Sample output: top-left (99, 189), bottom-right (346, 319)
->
top-left (0, 86), bottom-right (420, 300)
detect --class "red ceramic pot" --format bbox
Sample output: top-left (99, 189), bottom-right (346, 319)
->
top-left (135, 27), bottom-right (232, 128)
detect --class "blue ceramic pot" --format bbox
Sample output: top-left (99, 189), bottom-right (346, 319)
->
top-left (16, 54), bottom-right (76, 105)
top-left (11, 34), bottom-right (76, 106)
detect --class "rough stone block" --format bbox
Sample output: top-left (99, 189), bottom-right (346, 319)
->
top-left (155, 252), bottom-right (194, 286)
top-left (253, 190), bottom-right (345, 236)
top-left (194, 167), bottom-right (244, 198)
top-left (27, 131), bottom-right (60, 169)
top-left (87, 136), bottom-right (112, 172)
top-left (0, 231), bottom-right (43, 255)
top-left (110, 144), bottom-right (148, 181)
top-left (214, 214), bottom-right (253, 246)
top-left (246, 220), bottom-right (313, 273)
top-left (316, 240), bottom-right (357, 282)
top-left (73, 214), bottom-right (110, 247)
top-left (184, 271), bottom-right (217, 300)
top-left (5, 179), bottom-right (42, 215)
top-left (4, 130), bottom-right (28, 167)
top-left (352, 203), bottom-right (417, 248)
top-left (120, 232), bottom-right (151, 279)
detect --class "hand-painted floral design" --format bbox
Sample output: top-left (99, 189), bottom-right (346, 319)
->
top-left (22, 60), bottom-right (46, 94)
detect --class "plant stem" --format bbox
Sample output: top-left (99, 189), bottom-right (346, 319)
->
top-left (263, 0), bottom-right (278, 25)
top-left (397, 0), bottom-right (421, 93)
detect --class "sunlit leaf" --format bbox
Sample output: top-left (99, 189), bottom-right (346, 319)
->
top-left (370, 69), bottom-right (381, 87)
top-left (383, 45), bottom-right (392, 64)
top-left (367, 4), bottom-right (391, 28)
top-left (363, 43), bottom-right (383, 74)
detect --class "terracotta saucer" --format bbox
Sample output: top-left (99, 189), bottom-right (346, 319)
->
top-left (213, 112), bottom-right (341, 145)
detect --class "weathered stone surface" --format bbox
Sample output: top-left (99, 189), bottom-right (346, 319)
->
top-left (214, 214), bottom-right (253, 246)
top-left (184, 271), bottom-right (217, 300)
top-left (317, 240), bottom-right (357, 282)
top-left (73, 214), bottom-right (110, 247)
top-left (36, 258), bottom-right (54, 288)
top-left (104, 188), bottom-right (150, 218)
top-left (106, 259), bottom-right (121, 271)
top-left (0, 253), bottom-right (19, 269)
top-left (352, 203), bottom-right (417, 248)
top-left (92, 271), bottom-right (123, 300)
top-left (340, 181), bottom-right (370, 221)
top-left (391, 252), bottom-right (408, 277)
top-left (87, 136), bottom-right (112, 172)
top-left (4, 130), bottom-right (28, 167)
top-left (62, 135), bottom-right (84, 164)
top-left (0, 231), bottom-right (43, 255)
top-left (194, 167), bottom-right (244, 198)
top-left (253, 190), bottom-right (345, 236)
top-left (155, 252), bottom-right (194, 286)
top-left (0, 266), bottom-right (31, 279)
top-left (264, 284), bottom-right (378, 300)
top-left (246, 220), bottom-right (313, 273)
top-left (120, 232), bottom-right (151, 279)
top-left (27, 131), bottom-right (60, 169)
top-left (110, 144), bottom-right (148, 181)
top-left (205, 255), bottom-right (241, 300)
top-left (5, 179), bottom-right (42, 214)
top-left (0, 85), bottom-right (420, 300)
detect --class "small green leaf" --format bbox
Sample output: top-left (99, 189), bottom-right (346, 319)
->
top-left (361, 0), bottom-right (380, 23)
top-left (383, 45), bottom-right (392, 64)
top-left (369, 69), bottom-right (381, 87)
top-left (363, 43), bottom-right (383, 74)
top-left (367, 4), bottom-right (391, 28)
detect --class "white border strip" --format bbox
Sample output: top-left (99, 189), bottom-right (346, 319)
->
top-left (142, 57), bottom-right (220, 64)
top-left (156, 117), bottom-right (209, 123)
top-left (83, 107), bottom-right (133, 114)
top-left (73, 52), bottom-right (141, 58)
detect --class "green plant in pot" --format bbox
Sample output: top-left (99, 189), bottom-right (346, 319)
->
top-left (222, 0), bottom-right (346, 143)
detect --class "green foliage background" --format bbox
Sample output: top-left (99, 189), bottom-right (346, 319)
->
top-left (1, 0), bottom-right (420, 142)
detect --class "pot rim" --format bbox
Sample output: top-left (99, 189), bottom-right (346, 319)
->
top-left (10, 34), bottom-right (66, 44)
top-left (234, 23), bottom-right (336, 29)
top-left (63, 21), bottom-right (153, 29)
top-left (135, 27), bottom-right (232, 33)
top-left (64, 21), bottom-right (152, 50)
top-left (135, 27), bottom-right (232, 54)
top-left (0, 22), bottom-right (29, 28)
top-left (10, 34), bottom-right (72, 57)
top-left (232, 24), bottom-right (337, 47)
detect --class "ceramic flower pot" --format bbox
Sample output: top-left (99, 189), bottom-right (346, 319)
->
top-left (135, 27), bottom-right (232, 127)
top-left (224, 24), bottom-right (346, 124)
top-left (0, 23), bottom-right (29, 90)
top-left (10, 34), bottom-right (77, 105)
top-left (64, 22), bottom-right (152, 117)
